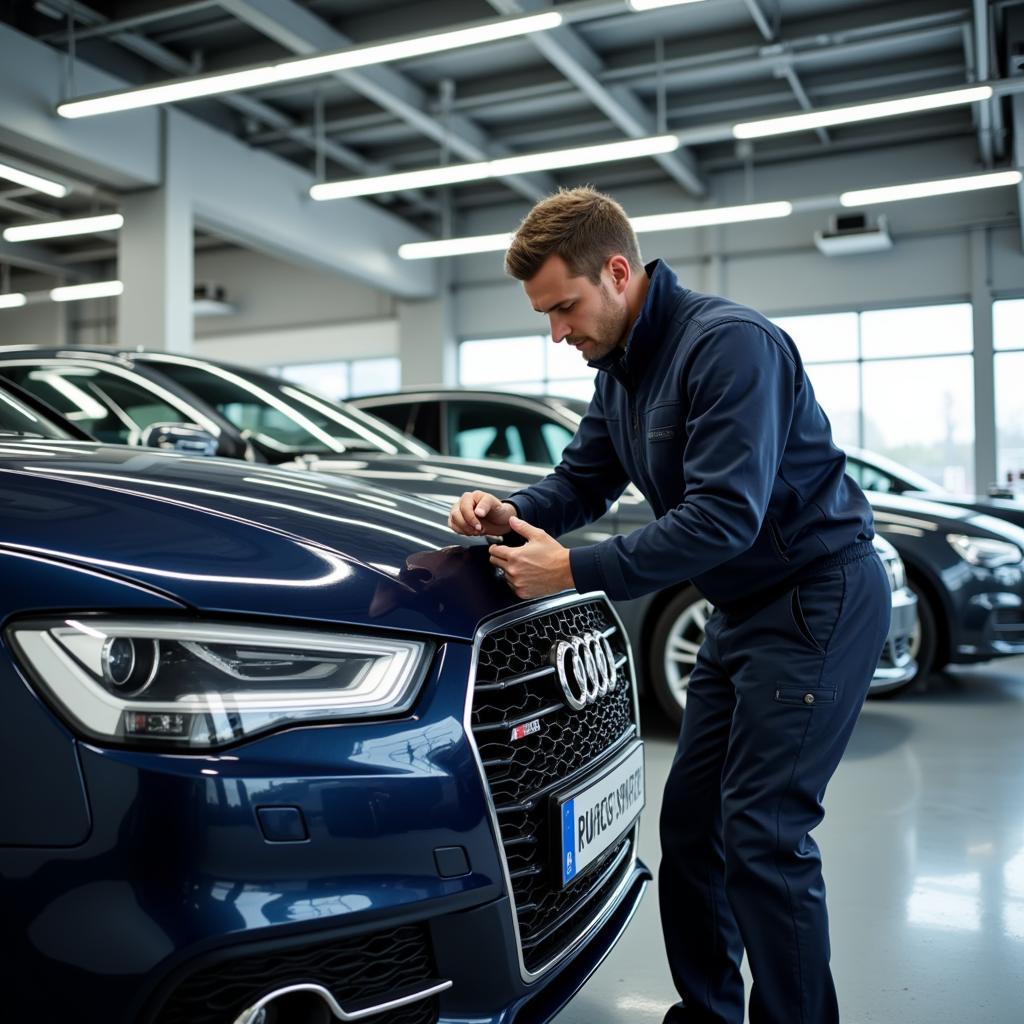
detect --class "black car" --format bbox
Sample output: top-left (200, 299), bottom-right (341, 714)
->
top-left (0, 352), bottom-right (918, 722)
top-left (350, 387), bottom-right (1024, 689)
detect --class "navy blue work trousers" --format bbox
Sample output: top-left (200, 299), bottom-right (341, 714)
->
top-left (659, 542), bottom-right (891, 1024)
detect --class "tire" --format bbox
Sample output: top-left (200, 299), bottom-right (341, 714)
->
top-left (870, 581), bottom-right (936, 699)
top-left (648, 584), bottom-right (712, 726)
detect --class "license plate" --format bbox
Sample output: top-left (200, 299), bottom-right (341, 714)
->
top-left (557, 743), bottom-right (644, 888)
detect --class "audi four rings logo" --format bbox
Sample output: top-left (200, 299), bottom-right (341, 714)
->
top-left (552, 632), bottom-right (618, 710)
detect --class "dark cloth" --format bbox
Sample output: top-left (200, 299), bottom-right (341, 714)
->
top-left (659, 547), bottom-right (891, 1024)
top-left (504, 259), bottom-right (874, 606)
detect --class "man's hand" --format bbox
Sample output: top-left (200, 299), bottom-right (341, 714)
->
top-left (489, 517), bottom-right (575, 599)
top-left (449, 490), bottom-right (516, 536)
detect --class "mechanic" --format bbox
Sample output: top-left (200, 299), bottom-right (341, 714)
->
top-left (448, 186), bottom-right (891, 1024)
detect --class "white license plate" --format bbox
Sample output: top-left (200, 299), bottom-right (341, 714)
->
top-left (558, 743), bottom-right (644, 888)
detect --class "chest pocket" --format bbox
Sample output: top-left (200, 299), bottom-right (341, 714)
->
top-left (643, 401), bottom-right (686, 498)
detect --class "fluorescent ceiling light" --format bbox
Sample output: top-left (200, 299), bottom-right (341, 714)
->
top-left (0, 293), bottom-right (27, 310)
top-left (733, 86), bottom-right (993, 139)
top-left (630, 0), bottom-right (707, 9)
top-left (311, 135), bottom-right (679, 200)
top-left (400, 233), bottom-right (514, 260)
top-left (399, 201), bottom-right (794, 259)
top-left (631, 201), bottom-right (793, 232)
top-left (0, 160), bottom-right (68, 198)
top-left (57, 12), bottom-right (562, 119)
top-left (50, 280), bottom-right (124, 302)
top-left (841, 170), bottom-right (1023, 206)
top-left (3, 213), bottom-right (124, 242)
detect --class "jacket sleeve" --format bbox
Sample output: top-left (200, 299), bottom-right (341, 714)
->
top-left (568, 321), bottom-right (796, 600)
top-left (503, 385), bottom-right (630, 539)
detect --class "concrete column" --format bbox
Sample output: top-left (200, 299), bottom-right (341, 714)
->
top-left (398, 268), bottom-right (456, 386)
top-left (971, 226), bottom-right (997, 494)
top-left (118, 113), bottom-right (193, 352)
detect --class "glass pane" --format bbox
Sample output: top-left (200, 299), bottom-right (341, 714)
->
top-left (802, 363), bottom-right (860, 450)
top-left (994, 299), bottom-right (1024, 352)
top-left (0, 381), bottom-right (72, 438)
top-left (861, 304), bottom-right (972, 359)
top-left (281, 362), bottom-right (350, 401)
top-left (862, 356), bottom-right (974, 492)
top-left (772, 313), bottom-right (858, 363)
top-left (460, 337), bottom-right (545, 385)
top-left (351, 357), bottom-right (400, 396)
top-left (488, 380), bottom-right (547, 396)
top-left (540, 421), bottom-right (575, 463)
top-left (995, 351), bottom-right (1024, 492)
top-left (547, 338), bottom-right (596, 379)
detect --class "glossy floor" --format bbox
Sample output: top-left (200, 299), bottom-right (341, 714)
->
top-left (555, 658), bottom-right (1024, 1024)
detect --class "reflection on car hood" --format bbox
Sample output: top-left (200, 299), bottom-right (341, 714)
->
top-left (869, 491), bottom-right (1024, 544)
top-left (0, 441), bottom-right (519, 638)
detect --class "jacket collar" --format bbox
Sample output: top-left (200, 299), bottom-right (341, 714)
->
top-left (589, 258), bottom-right (684, 386)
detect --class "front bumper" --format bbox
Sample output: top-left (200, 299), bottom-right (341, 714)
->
top-left (2, 597), bottom-right (647, 1024)
top-left (869, 586), bottom-right (918, 693)
top-left (954, 589), bottom-right (1024, 660)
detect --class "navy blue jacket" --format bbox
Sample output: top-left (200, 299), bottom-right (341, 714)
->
top-left (505, 260), bottom-right (874, 609)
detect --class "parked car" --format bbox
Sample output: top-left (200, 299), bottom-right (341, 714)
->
top-left (0, 382), bottom-right (650, 1022)
top-left (350, 387), bottom-right (1024, 692)
top-left (843, 446), bottom-right (1024, 530)
top-left (0, 351), bottom-right (918, 720)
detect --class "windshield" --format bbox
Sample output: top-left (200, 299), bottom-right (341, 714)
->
top-left (141, 356), bottom-right (432, 456)
top-left (0, 385), bottom-right (75, 440)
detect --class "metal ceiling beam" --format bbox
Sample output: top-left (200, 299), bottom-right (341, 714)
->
top-left (0, 237), bottom-right (87, 280)
top-left (42, 2), bottom-right (221, 44)
top-left (485, 0), bottom-right (705, 196)
top-left (216, 0), bottom-right (555, 203)
top-left (39, 0), bottom-right (426, 200)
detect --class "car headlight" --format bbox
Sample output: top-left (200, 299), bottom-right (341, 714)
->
top-left (946, 534), bottom-right (1023, 569)
top-left (7, 619), bottom-right (432, 750)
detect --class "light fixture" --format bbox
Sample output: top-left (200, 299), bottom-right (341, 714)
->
top-left (733, 85), bottom-right (993, 139)
top-left (630, 201), bottom-right (793, 232)
top-left (399, 201), bottom-right (794, 259)
top-left (311, 135), bottom-right (679, 200)
top-left (841, 170), bottom-right (1023, 206)
top-left (3, 214), bottom-right (124, 243)
top-left (0, 160), bottom-right (68, 198)
top-left (0, 293), bottom-right (27, 309)
top-left (50, 280), bottom-right (124, 302)
top-left (57, 12), bottom-right (562, 119)
top-left (630, 0), bottom-right (708, 9)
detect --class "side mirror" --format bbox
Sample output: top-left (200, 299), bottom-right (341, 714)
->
top-left (141, 422), bottom-right (219, 457)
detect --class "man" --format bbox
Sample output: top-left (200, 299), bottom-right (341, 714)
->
top-left (448, 186), bottom-right (890, 1024)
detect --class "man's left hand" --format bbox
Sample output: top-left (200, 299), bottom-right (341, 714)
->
top-left (489, 516), bottom-right (575, 599)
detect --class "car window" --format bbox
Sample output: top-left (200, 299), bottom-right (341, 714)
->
top-left (447, 401), bottom-right (566, 464)
top-left (144, 358), bottom-right (425, 455)
top-left (412, 403), bottom-right (441, 452)
top-left (847, 457), bottom-right (900, 494)
top-left (1, 364), bottom-right (185, 445)
top-left (363, 401), bottom-right (416, 435)
top-left (0, 384), bottom-right (74, 439)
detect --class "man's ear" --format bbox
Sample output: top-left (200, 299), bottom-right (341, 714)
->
top-left (606, 254), bottom-right (631, 294)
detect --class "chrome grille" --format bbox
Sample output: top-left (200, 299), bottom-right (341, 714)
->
top-left (470, 597), bottom-right (639, 975)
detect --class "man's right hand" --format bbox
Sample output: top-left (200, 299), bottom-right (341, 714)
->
top-left (449, 491), bottom-right (516, 537)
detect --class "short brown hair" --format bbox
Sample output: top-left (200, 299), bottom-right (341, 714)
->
top-left (504, 186), bottom-right (643, 283)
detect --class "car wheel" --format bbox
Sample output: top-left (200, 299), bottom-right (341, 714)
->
top-left (870, 581), bottom-right (937, 699)
top-left (649, 585), bottom-right (711, 726)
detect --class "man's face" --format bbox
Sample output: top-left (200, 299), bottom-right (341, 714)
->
top-left (524, 254), bottom-right (630, 364)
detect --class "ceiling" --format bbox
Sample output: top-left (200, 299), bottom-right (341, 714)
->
top-left (0, 0), bottom-right (1019, 283)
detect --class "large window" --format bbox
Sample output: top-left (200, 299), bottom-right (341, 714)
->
top-left (459, 335), bottom-right (596, 401)
top-left (773, 304), bottom-right (974, 491)
top-left (994, 299), bottom-right (1024, 492)
top-left (270, 357), bottom-right (400, 402)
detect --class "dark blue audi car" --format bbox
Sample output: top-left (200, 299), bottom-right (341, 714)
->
top-left (0, 384), bottom-right (648, 1023)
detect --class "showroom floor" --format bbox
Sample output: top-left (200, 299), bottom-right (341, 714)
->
top-left (554, 657), bottom-right (1024, 1024)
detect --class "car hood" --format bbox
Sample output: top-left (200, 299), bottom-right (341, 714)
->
top-left (868, 491), bottom-right (1024, 544)
top-left (0, 441), bottom-right (520, 639)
